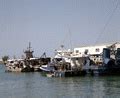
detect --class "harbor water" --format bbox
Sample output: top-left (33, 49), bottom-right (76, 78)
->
top-left (1, 65), bottom-right (120, 98)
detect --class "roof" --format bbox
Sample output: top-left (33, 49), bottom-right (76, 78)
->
top-left (75, 42), bottom-right (120, 49)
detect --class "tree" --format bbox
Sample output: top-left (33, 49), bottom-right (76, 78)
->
top-left (2, 56), bottom-right (9, 62)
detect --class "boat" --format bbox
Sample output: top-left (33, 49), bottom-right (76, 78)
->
top-left (40, 64), bottom-right (56, 72)
top-left (84, 47), bottom-right (120, 76)
top-left (5, 59), bottom-right (34, 72)
top-left (40, 54), bottom-right (87, 77)
top-left (53, 42), bottom-right (120, 76)
top-left (5, 42), bottom-right (51, 72)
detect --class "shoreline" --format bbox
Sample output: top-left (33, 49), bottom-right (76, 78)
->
top-left (0, 61), bottom-right (4, 65)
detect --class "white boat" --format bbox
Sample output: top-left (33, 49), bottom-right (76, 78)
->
top-left (40, 64), bottom-right (55, 72)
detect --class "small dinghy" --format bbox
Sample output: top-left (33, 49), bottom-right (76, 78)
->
top-left (40, 65), bottom-right (55, 72)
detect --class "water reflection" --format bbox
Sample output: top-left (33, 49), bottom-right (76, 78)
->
top-left (1, 65), bottom-right (120, 98)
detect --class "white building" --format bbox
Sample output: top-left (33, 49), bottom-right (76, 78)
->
top-left (73, 42), bottom-right (120, 64)
top-left (74, 42), bottom-right (120, 56)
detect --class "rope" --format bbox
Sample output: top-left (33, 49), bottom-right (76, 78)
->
top-left (95, 0), bottom-right (120, 44)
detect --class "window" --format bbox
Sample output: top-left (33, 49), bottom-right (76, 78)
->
top-left (76, 50), bottom-right (79, 53)
top-left (84, 49), bottom-right (88, 55)
top-left (96, 48), bottom-right (100, 52)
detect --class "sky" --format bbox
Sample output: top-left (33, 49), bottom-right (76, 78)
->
top-left (0, 0), bottom-right (120, 58)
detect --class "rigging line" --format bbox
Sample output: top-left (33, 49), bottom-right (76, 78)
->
top-left (95, 0), bottom-right (120, 44)
top-left (56, 25), bottom-right (73, 50)
top-left (61, 32), bottom-right (69, 46)
top-left (55, 30), bottom-right (69, 51)
top-left (68, 28), bottom-right (72, 50)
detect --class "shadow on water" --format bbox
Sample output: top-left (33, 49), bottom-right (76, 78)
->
top-left (1, 65), bottom-right (120, 98)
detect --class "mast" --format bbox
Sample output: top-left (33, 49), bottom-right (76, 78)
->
top-left (24, 42), bottom-right (34, 59)
top-left (28, 42), bottom-right (31, 52)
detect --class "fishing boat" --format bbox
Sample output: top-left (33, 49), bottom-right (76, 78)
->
top-left (5, 59), bottom-right (34, 72)
top-left (40, 52), bottom-right (87, 77)
top-left (90, 48), bottom-right (120, 76)
top-left (5, 42), bottom-right (51, 72)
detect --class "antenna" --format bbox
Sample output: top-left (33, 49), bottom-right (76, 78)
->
top-left (68, 28), bottom-right (72, 50)
top-left (28, 42), bottom-right (32, 51)
top-left (68, 28), bottom-right (73, 71)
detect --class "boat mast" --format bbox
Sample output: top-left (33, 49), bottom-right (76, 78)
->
top-left (24, 42), bottom-right (34, 59)
top-left (28, 42), bottom-right (31, 52)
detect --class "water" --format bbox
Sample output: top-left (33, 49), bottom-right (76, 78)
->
top-left (1, 65), bottom-right (120, 98)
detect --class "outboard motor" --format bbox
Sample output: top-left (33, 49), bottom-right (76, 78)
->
top-left (103, 48), bottom-right (110, 65)
top-left (115, 48), bottom-right (120, 65)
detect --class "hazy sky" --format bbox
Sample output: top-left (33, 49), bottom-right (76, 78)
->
top-left (0, 0), bottom-right (120, 58)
